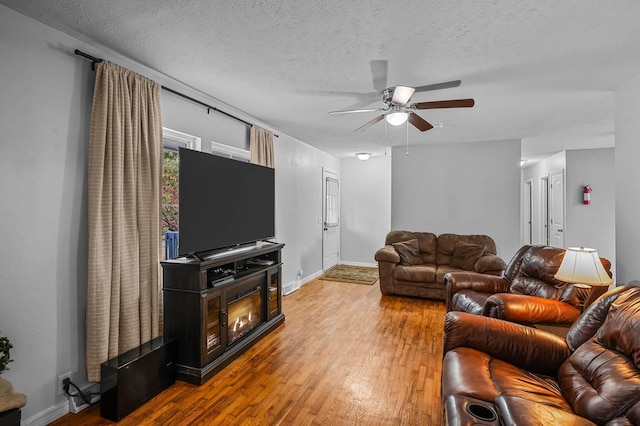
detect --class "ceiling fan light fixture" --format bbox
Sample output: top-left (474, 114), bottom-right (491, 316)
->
top-left (386, 111), bottom-right (409, 126)
top-left (355, 152), bottom-right (372, 161)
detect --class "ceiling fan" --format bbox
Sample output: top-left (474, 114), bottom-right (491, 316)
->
top-left (328, 80), bottom-right (474, 132)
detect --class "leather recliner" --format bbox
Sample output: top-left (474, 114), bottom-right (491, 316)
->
top-left (444, 245), bottom-right (612, 329)
top-left (442, 285), bottom-right (640, 425)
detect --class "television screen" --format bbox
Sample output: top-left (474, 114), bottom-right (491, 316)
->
top-left (178, 148), bottom-right (275, 257)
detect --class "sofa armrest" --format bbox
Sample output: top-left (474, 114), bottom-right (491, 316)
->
top-left (443, 311), bottom-right (570, 376)
top-left (374, 245), bottom-right (400, 264)
top-left (445, 272), bottom-right (510, 311)
top-left (474, 254), bottom-right (506, 275)
top-left (445, 271), bottom-right (510, 295)
top-left (483, 293), bottom-right (581, 325)
top-left (375, 245), bottom-right (399, 295)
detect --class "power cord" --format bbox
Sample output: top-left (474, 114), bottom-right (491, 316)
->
top-left (63, 378), bottom-right (99, 406)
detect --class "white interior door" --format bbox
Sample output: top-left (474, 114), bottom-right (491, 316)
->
top-left (523, 180), bottom-right (532, 245)
top-left (549, 170), bottom-right (565, 248)
top-left (539, 176), bottom-right (549, 245)
top-left (322, 169), bottom-right (340, 270)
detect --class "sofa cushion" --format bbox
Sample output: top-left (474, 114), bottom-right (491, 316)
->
top-left (437, 234), bottom-right (498, 266)
top-left (437, 265), bottom-right (466, 284)
top-left (394, 264), bottom-right (436, 283)
top-left (494, 395), bottom-right (596, 426)
top-left (385, 230), bottom-right (438, 264)
top-left (449, 241), bottom-right (485, 271)
top-left (392, 239), bottom-right (423, 265)
top-left (442, 347), bottom-right (571, 411)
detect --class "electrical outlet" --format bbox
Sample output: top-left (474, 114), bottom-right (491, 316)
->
top-left (58, 372), bottom-right (73, 395)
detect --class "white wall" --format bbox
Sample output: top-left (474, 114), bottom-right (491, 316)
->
top-left (340, 155), bottom-right (392, 266)
top-left (391, 140), bottom-right (522, 258)
top-left (0, 7), bottom-right (92, 424)
top-left (0, 6), bottom-right (339, 424)
top-left (274, 136), bottom-right (340, 285)
top-left (565, 148), bottom-right (615, 277)
top-left (615, 73), bottom-right (640, 286)
top-left (520, 149), bottom-right (615, 275)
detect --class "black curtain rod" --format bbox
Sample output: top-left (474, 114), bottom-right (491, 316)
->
top-left (74, 49), bottom-right (278, 137)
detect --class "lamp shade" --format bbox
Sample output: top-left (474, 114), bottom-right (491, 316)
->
top-left (355, 152), bottom-right (371, 161)
top-left (385, 111), bottom-right (409, 126)
top-left (554, 247), bottom-right (613, 286)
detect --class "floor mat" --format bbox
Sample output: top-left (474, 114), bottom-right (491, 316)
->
top-left (319, 265), bottom-right (379, 285)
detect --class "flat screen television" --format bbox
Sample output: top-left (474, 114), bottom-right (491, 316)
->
top-left (178, 147), bottom-right (275, 257)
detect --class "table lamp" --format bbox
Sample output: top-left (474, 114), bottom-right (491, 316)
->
top-left (554, 247), bottom-right (613, 310)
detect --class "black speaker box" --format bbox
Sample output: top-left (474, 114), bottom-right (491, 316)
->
top-left (100, 336), bottom-right (177, 421)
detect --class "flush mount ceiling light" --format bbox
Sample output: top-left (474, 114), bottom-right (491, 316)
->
top-left (355, 152), bottom-right (372, 161)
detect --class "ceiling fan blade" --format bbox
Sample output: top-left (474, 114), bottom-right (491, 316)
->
top-left (413, 80), bottom-right (462, 93)
top-left (370, 59), bottom-right (388, 92)
top-left (329, 107), bottom-right (385, 115)
top-left (391, 85), bottom-right (416, 105)
top-left (412, 98), bottom-right (475, 110)
top-left (354, 115), bottom-right (384, 132)
top-left (408, 113), bottom-right (434, 132)
top-left (338, 92), bottom-right (381, 111)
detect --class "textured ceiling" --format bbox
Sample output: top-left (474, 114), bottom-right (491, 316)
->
top-left (4, 0), bottom-right (640, 160)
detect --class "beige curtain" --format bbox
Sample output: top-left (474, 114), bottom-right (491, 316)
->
top-left (86, 61), bottom-right (163, 381)
top-left (250, 125), bottom-right (275, 168)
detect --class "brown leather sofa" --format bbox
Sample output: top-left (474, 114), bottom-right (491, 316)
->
top-left (445, 245), bottom-right (613, 329)
top-left (374, 231), bottom-right (506, 300)
top-left (441, 285), bottom-right (640, 425)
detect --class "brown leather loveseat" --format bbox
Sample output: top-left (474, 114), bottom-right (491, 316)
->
top-left (442, 285), bottom-right (640, 425)
top-left (445, 245), bottom-right (612, 330)
top-left (374, 231), bottom-right (506, 300)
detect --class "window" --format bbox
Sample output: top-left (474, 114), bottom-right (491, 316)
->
top-left (162, 128), bottom-right (201, 259)
top-left (210, 141), bottom-right (250, 162)
top-left (324, 177), bottom-right (339, 227)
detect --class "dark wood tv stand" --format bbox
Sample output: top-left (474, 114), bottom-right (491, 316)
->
top-left (161, 241), bottom-right (285, 385)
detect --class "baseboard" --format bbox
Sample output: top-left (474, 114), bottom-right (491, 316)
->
top-left (301, 270), bottom-right (324, 285)
top-left (283, 270), bottom-right (324, 296)
top-left (339, 261), bottom-right (378, 268)
top-left (282, 281), bottom-right (300, 295)
top-left (22, 399), bottom-right (68, 426)
top-left (22, 378), bottom-right (103, 426)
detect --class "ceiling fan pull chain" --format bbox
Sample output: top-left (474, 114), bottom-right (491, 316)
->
top-left (384, 120), bottom-right (388, 155)
top-left (406, 120), bottom-right (409, 156)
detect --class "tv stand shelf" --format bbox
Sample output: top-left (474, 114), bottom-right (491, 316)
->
top-left (161, 242), bottom-right (284, 384)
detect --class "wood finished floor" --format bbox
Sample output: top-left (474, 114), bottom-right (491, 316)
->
top-left (49, 278), bottom-right (446, 425)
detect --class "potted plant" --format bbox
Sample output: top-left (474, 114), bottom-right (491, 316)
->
top-left (0, 334), bottom-right (25, 415)
top-left (0, 336), bottom-right (13, 374)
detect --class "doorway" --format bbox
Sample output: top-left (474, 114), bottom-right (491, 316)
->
top-left (322, 168), bottom-right (340, 271)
